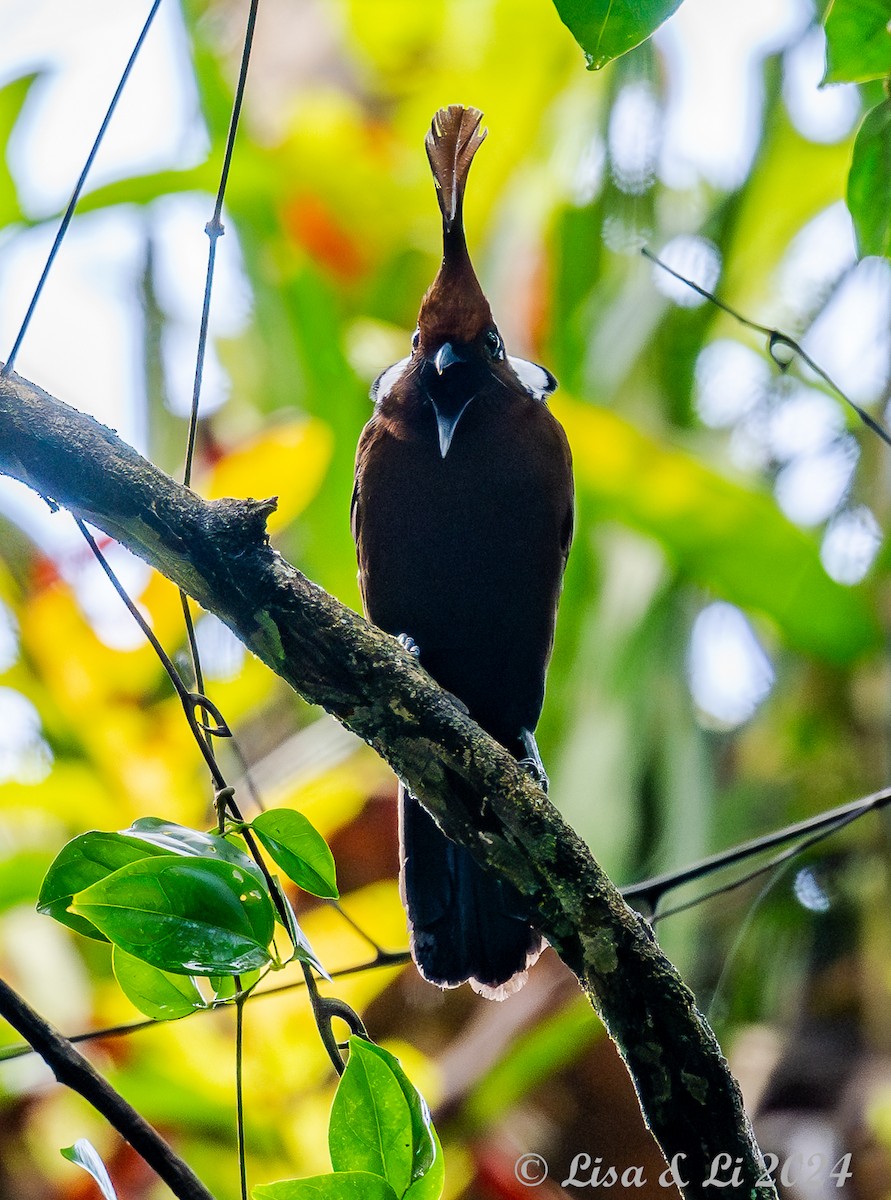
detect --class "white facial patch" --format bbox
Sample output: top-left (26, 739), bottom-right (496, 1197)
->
top-left (371, 356), bottom-right (412, 403)
top-left (508, 356), bottom-right (557, 401)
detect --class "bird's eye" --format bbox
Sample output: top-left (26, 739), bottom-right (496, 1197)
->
top-left (484, 329), bottom-right (503, 359)
top-left (411, 329), bottom-right (420, 351)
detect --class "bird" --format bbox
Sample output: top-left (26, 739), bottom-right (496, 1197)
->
top-left (351, 105), bottom-right (574, 999)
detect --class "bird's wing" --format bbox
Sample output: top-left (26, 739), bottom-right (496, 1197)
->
top-left (561, 493), bottom-right (575, 568)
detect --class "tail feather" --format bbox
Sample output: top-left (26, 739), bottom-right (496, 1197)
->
top-left (425, 105), bottom-right (487, 233)
top-left (399, 786), bottom-right (543, 1000)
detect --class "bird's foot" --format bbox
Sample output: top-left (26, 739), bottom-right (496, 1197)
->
top-left (518, 728), bottom-right (549, 794)
top-left (397, 633), bottom-right (421, 657)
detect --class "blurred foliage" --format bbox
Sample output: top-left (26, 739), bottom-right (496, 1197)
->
top-left (3, 0), bottom-right (891, 1197)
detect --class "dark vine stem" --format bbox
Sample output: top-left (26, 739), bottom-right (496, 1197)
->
top-left (235, 988), bottom-right (248, 1200)
top-left (179, 0), bottom-right (260, 779)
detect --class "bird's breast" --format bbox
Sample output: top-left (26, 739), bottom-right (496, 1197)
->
top-left (356, 396), bottom-right (571, 741)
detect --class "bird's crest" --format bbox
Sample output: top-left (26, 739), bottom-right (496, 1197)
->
top-left (418, 105), bottom-right (493, 346)
top-left (425, 106), bottom-right (487, 233)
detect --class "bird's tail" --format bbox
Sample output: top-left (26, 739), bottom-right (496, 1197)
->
top-left (399, 785), bottom-right (543, 1000)
top-left (425, 105), bottom-right (487, 234)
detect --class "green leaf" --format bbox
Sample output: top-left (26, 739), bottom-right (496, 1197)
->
top-left (823, 0), bottom-right (891, 84)
top-left (60, 1139), bottom-right (118, 1200)
top-left (355, 1042), bottom-right (439, 1195)
top-left (329, 1038), bottom-right (414, 1196)
top-left (251, 809), bottom-right (338, 898)
top-left (125, 817), bottom-right (267, 886)
top-left (551, 0), bottom-right (683, 69)
top-left (37, 832), bottom-right (170, 941)
top-left (252, 1173), bottom-right (398, 1200)
top-left (848, 100), bottom-right (891, 258)
top-left (112, 946), bottom-right (208, 1020)
top-left (269, 876), bottom-right (331, 979)
top-left (71, 856), bottom-right (275, 976)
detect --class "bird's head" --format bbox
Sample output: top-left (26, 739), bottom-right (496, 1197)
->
top-left (371, 105), bottom-right (556, 457)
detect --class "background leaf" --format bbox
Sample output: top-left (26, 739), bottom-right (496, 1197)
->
top-left (558, 396), bottom-right (880, 663)
top-left (0, 72), bottom-right (39, 226)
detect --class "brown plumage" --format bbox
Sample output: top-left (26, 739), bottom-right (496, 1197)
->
top-left (352, 105), bottom-right (574, 999)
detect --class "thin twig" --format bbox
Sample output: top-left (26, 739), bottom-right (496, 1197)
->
top-left (0, 952), bottom-right (411, 1064)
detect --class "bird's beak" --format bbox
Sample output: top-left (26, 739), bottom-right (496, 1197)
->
top-left (431, 402), bottom-right (470, 459)
top-left (433, 342), bottom-right (465, 375)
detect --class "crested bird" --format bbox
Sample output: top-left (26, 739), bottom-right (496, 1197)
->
top-left (352, 105), bottom-right (574, 999)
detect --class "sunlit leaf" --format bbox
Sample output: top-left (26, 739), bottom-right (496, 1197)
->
top-left (201, 419), bottom-right (334, 535)
top-left (329, 1037), bottom-right (414, 1196)
top-left (112, 946), bottom-right (208, 1020)
top-left (555, 396), bottom-right (880, 663)
top-left (252, 1174), bottom-right (398, 1200)
top-left (848, 100), bottom-right (891, 258)
top-left (71, 856), bottom-right (275, 975)
top-left (37, 831), bottom-right (169, 941)
top-left (551, 0), bottom-right (683, 69)
top-left (60, 1139), bottom-right (118, 1200)
top-left (823, 0), bottom-right (891, 84)
top-left (252, 808), bottom-right (338, 898)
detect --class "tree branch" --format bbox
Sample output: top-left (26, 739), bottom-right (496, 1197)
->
top-left (0, 366), bottom-right (775, 1199)
top-left (0, 977), bottom-right (215, 1200)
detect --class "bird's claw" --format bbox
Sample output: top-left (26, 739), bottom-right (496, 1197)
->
top-left (518, 728), bottom-right (549, 793)
top-left (397, 633), bottom-right (421, 657)
top-left (518, 756), bottom-right (549, 793)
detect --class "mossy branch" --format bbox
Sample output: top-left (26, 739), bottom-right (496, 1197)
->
top-left (0, 365), bottom-right (774, 1200)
